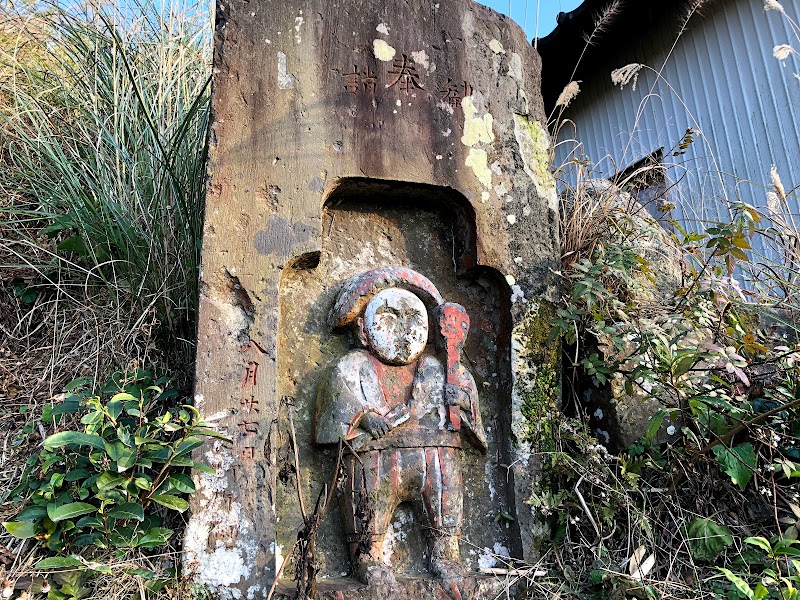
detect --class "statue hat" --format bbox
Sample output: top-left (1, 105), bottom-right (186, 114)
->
top-left (329, 266), bottom-right (444, 329)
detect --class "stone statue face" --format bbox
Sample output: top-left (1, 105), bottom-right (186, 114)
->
top-left (362, 288), bottom-right (428, 365)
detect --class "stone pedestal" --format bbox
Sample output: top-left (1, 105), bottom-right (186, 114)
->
top-left (184, 1), bottom-right (560, 598)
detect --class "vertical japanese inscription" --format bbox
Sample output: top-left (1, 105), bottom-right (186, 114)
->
top-left (238, 343), bottom-right (263, 461)
top-left (386, 54), bottom-right (424, 94)
top-left (440, 79), bottom-right (473, 110)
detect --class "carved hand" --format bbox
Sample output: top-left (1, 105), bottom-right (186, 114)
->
top-left (360, 412), bottom-right (391, 439)
top-left (445, 383), bottom-right (471, 411)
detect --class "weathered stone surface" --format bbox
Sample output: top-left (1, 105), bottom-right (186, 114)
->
top-left (274, 574), bottom-right (515, 600)
top-left (185, 0), bottom-right (560, 597)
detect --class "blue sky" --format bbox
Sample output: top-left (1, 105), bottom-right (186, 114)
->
top-left (480, 0), bottom-right (583, 40)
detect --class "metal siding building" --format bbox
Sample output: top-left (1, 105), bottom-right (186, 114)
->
top-left (539, 0), bottom-right (800, 245)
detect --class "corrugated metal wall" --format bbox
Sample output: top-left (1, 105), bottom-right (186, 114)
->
top-left (554, 0), bottom-right (800, 257)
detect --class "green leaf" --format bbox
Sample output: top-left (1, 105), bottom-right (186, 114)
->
top-left (717, 567), bottom-right (754, 599)
top-left (64, 468), bottom-right (91, 482)
top-left (713, 443), bottom-right (756, 490)
top-left (150, 494), bottom-right (189, 512)
top-left (745, 537), bottom-right (773, 553)
top-left (673, 355), bottom-right (696, 377)
top-left (3, 521), bottom-right (38, 538)
top-left (192, 462), bottom-right (216, 475)
top-left (175, 436), bottom-right (204, 456)
top-left (57, 234), bottom-right (89, 256)
top-left (16, 506), bottom-right (47, 521)
top-left (97, 471), bottom-right (126, 491)
top-left (167, 474), bottom-right (195, 494)
top-left (44, 431), bottom-right (105, 451)
top-left (75, 516), bottom-right (103, 529)
top-left (107, 399), bottom-right (123, 421)
top-left (134, 476), bottom-right (152, 490)
top-left (107, 502), bottom-right (144, 522)
top-left (193, 427), bottom-right (232, 441)
top-left (754, 583), bottom-right (769, 600)
top-left (137, 527), bottom-right (173, 548)
top-left (35, 556), bottom-right (83, 569)
top-left (687, 518), bottom-right (733, 562)
top-left (47, 502), bottom-right (97, 522)
top-left (645, 410), bottom-right (668, 443)
top-left (116, 448), bottom-right (138, 472)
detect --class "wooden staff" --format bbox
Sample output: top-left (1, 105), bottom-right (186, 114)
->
top-left (438, 303), bottom-right (470, 432)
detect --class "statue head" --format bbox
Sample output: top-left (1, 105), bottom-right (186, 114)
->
top-left (356, 288), bottom-right (429, 365)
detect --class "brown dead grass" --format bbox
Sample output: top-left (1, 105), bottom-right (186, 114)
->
top-left (0, 226), bottom-right (192, 596)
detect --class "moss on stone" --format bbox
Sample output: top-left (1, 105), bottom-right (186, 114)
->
top-left (517, 300), bottom-right (561, 452)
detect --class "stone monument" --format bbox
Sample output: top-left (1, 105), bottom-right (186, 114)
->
top-left (184, 0), bottom-right (560, 598)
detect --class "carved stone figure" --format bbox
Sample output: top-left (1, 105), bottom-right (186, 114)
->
top-left (314, 267), bottom-right (487, 588)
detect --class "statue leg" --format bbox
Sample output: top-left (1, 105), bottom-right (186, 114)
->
top-left (341, 450), bottom-right (399, 584)
top-left (421, 447), bottom-right (465, 581)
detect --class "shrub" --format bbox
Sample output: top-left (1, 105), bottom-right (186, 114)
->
top-left (2, 370), bottom-right (225, 581)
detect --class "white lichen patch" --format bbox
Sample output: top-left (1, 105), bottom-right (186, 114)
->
top-left (461, 96), bottom-right (494, 146)
top-left (411, 50), bottom-right (433, 73)
top-left (481, 191), bottom-right (490, 203)
top-left (510, 52), bottom-right (523, 81)
top-left (294, 15), bottom-right (303, 44)
top-left (382, 506), bottom-right (412, 565)
top-left (277, 51), bottom-right (296, 89)
top-left (465, 148), bottom-right (492, 188)
top-left (511, 285), bottom-right (525, 304)
top-left (506, 214), bottom-right (517, 225)
top-left (495, 183), bottom-right (507, 197)
top-left (376, 22), bottom-right (390, 35)
top-left (505, 274), bottom-right (516, 286)
top-left (513, 114), bottom-right (557, 210)
top-left (274, 542), bottom-right (284, 575)
top-left (373, 39), bottom-right (396, 62)
top-left (478, 542), bottom-right (510, 570)
top-left (205, 292), bottom-right (250, 337)
top-left (436, 100), bottom-right (454, 115)
top-left (489, 38), bottom-right (506, 54)
top-left (184, 444), bottom-right (258, 599)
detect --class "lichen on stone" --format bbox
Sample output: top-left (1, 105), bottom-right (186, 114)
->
top-left (512, 114), bottom-right (557, 211)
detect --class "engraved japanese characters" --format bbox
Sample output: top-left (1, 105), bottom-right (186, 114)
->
top-left (314, 267), bottom-right (487, 587)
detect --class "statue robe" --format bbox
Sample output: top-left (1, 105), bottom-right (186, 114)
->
top-left (314, 349), bottom-right (486, 453)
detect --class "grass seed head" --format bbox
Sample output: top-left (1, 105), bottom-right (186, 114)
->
top-left (765, 0), bottom-right (785, 12)
top-left (774, 44), bottom-right (795, 60)
top-left (556, 81), bottom-right (581, 109)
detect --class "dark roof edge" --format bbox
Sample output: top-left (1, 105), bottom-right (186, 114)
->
top-left (536, 0), bottom-right (607, 48)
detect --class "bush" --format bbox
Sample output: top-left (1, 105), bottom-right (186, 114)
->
top-left (2, 370), bottom-right (225, 593)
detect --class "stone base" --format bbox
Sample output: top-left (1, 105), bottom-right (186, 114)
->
top-left (275, 574), bottom-right (518, 600)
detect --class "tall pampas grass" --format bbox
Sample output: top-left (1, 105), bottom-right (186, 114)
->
top-left (0, 0), bottom-right (211, 358)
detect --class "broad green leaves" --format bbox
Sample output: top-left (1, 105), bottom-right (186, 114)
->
top-left (3, 521), bottom-right (38, 538)
top-left (44, 431), bottom-right (105, 451)
top-left (713, 443), bottom-right (756, 490)
top-left (48, 502), bottom-right (97, 522)
top-left (8, 370), bottom-right (224, 559)
top-left (687, 518), bottom-right (733, 562)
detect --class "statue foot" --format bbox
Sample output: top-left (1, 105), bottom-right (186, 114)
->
top-left (355, 561), bottom-right (397, 588)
